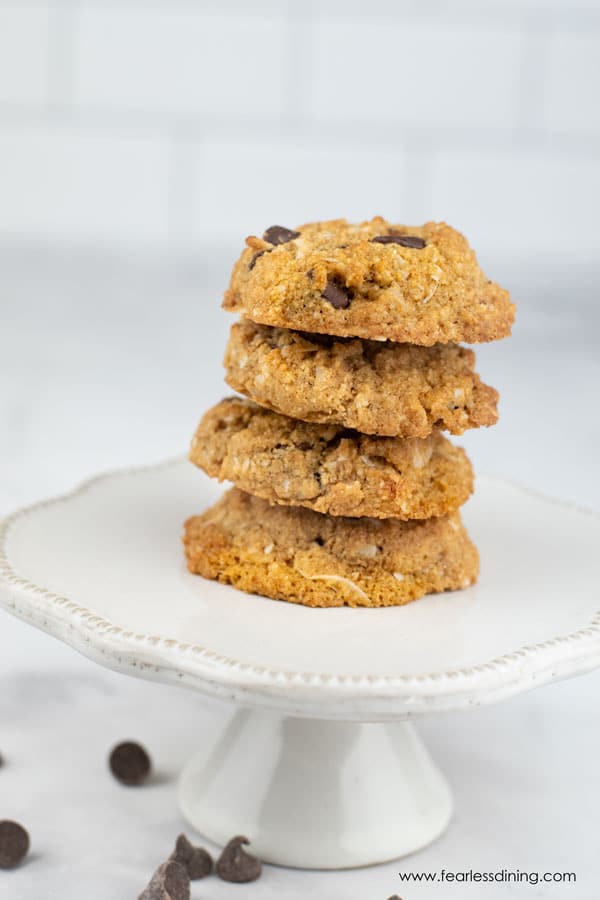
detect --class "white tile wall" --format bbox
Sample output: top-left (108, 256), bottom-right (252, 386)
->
top-left (310, 20), bottom-right (524, 131)
top-left (0, 5), bottom-right (50, 104)
top-left (76, 7), bottom-right (288, 118)
top-left (0, 1), bottom-right (598, 259)
top-left (190, 138), bottom-right (407, 252)
top-left (0, 124), bottom-right (170, 245)
top-left (428, 149), bottom-right (600, 261)
top-left (543, 31), bottom-right (600, 136)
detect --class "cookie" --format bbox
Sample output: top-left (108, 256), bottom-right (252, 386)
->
top-left (224, 320), bottom-right (498, 438)
top-left (223, 218), bottom-right (514, 346)
top-left (191, 397), bottom-right (473, 519)
top-left (183, 488), bottom-right (479, 608)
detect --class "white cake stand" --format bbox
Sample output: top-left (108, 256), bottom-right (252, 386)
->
top-left (1, 460), bottom-right (599, 869)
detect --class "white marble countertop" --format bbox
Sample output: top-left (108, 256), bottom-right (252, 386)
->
top-left (1, 247), bottom-right (599, 898)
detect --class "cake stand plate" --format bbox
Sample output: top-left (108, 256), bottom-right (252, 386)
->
top-left (1, 460), bottom-right (599, 868)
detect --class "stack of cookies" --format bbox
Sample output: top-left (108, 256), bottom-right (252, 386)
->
top-left (184, 218), bottom-right (514, 608)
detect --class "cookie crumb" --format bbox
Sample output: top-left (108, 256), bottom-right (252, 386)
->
top-left (322, 278), bottom-right (351, 309)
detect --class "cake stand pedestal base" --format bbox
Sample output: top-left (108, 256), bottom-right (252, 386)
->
top-left (178, 708), bottom-right (452, 869)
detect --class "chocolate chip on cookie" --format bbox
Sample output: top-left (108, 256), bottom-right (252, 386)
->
top-left (248, 250), bottom-right (266, 270)
top-left (263, 225), bottom-right (300, 245)
top-left (372, 234), bottom-right (426, 248)
top-left (322, 278), bottom-right (351, 309)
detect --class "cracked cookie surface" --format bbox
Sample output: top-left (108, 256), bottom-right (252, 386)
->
top-left (224, 320), bottom-right (499, 438)
top-left (183, 487), bottom-right (479, 608)
top-left (223, 217), bottom-right (514, 345)
top-left (191, 397), bottom-right (473, 519)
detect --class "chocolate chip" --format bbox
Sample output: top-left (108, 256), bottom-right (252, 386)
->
top-left (322, 278), bottom-right (351, 309)
top-left (263, 225), bottom-right (300, 245)
top-left (297, 441), bottom-right (313, 450)
top-left (139, 860), bottom-right (190, 900)
top-left (314, 535), bottom-right (325, 546)
top-left (170, 834), bottom-right (212, 880)
top-left (216, 836), bottom-right (262, 883)
top-left (248, 250), bottom-right (266, 270)
top-left (306, 268), bottom-right (314, 280)
top-left (109, 741), bottom-right (151, 786)
top-left (0, 820), bottom-right (30, 869)
top-left (372, 234), bottom-right (426, 249)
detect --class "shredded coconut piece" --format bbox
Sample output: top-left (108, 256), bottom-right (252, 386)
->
top-left (263, 543), bottom-right (274, 554)
top-left (421, 282), bottom-right (439, 304)
top-left (360, 454), bottom-right (380, 467)
top-left (300, 573), bottom-right (370, 603)
top-left (412, 443), bottom-right (433, 469)
top-left (422, 265), bottom-right (443, 304)
top-left (358, 544), bottom-right (379, 558)
top-left (393, 572), bottom-right (405, 582)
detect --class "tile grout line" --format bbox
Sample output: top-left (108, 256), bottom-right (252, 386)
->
top-left (1, 101), bottom-right (600, 160)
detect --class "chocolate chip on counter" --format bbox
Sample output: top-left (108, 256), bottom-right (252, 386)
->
top-left (322, 278), bottom-right (351, 309)
top-left (0, 820), bottom-right (30, 870)
top-left (170, 834), bottom-right (213, 880)
top-left (248, 250), bottom-right (266, 270)
top-left (263, 225), bottom-right (300, 245)
top-left (139, 860), bottom-right (190, 900)
top-left (372, 234), bottom-right (426, 249)
top-left (109, 741), bottom-right (151, 786)
top-left (0, 752), bottom-right (4, 767)
top-left (216, 836), bottom-right (262, 883)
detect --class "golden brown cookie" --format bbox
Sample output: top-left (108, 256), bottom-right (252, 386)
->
top-left (183, 488), bottom-right (479, 608)
top-left (224, 319), bottom-right (499, 438)
top-left (223, 218), bottom-right (514, 345)
top-left (191, 397), bottom-right (473, 519)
